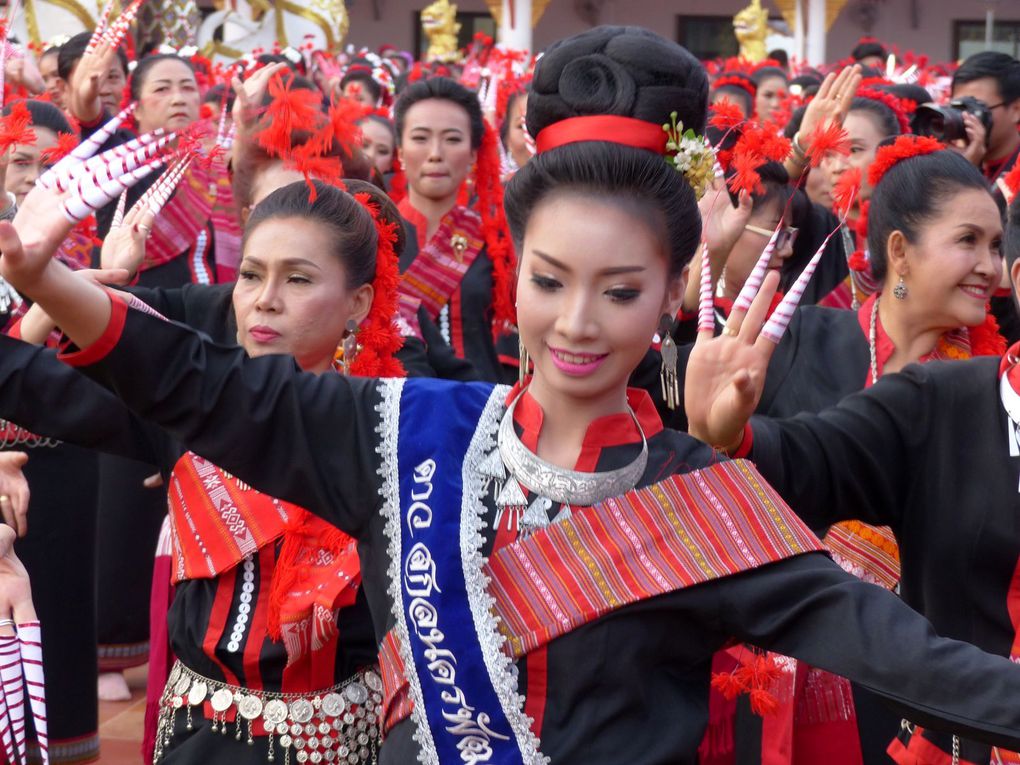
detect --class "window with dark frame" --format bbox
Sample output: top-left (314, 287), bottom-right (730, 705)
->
top-left (677, 14), bottom-right (740, 61)
top-left (953, 20), bottom-right (1020, 60)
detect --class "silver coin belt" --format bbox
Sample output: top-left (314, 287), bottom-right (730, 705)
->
top-left (155, 661), bottom-right (383, 764)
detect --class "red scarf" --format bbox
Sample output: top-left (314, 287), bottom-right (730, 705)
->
top-left (142, 158), bottom-right (241, 282)
top-left (397, 199), bottom-right (484, 322)
top-left (166, 452), bottom-right (361, 679)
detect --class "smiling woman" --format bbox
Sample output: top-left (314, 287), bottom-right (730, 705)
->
top-left (11, 25), bottom-right (1020, 765)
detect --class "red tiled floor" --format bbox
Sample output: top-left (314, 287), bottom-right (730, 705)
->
top-left (97, 665), bottom-right (146, 763)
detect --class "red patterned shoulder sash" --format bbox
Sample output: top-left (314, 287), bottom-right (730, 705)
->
top-left (399, 205), bottom-right (484, 321)
top-left (486, 459), bottom-right (825, 659)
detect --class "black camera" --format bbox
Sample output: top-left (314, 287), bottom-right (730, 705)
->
top-left (913, 96), bottom-right (994, 143)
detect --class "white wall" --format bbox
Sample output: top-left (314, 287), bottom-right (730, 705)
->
top-left (344, 0), bottom-right (1020, 63)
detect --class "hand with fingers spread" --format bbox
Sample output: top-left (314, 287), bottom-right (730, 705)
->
top-left (101, 202), bottom-right (156, 278)
top-left (1, 183), bottom-right (77, 294)
top-left (684, 270), bottom-right (783, 451)
top-left (684, 190), bottom-right (753, 312)
top-left (231, 61), bottom-right (290, 137)
top-left (0, 524), bottom-right (36, 628)
top-left (68, 39), bottom-right (117, 125)
top-left (791, 65), bottom-right (862, 170)
top-left (0, 453), bottom-right (29, 538)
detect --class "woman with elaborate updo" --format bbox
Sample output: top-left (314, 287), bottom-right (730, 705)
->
top-left (393, 76), bottom-right (516, 382)
top-left (9, 26), bottom-right (1020, 764)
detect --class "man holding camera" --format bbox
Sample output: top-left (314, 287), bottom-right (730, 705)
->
top-left (951, 51), bottom-right (1020, 200)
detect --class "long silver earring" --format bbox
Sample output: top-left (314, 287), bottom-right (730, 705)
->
top-left (659, 315), bottom-right (679, 410)
top-left (893, 276), bottom-right (908, 300)
top-left (518, 336), bottom-right (530, 386)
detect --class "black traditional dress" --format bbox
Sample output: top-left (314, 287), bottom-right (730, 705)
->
top-left (54, 298), bottom-right (1020, 764)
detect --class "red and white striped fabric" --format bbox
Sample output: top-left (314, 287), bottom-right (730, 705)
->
top-left (0, 634), bottom-right (25, 763)
top-left (17, 622), bottom-right (47, 765)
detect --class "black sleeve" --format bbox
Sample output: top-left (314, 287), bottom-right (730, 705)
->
top-left (780, 202), bottom-right (849, 305)
top-left (748, 364), bottom-right (931, 532)
top-left (715, 553), bottom-right (1020, 751)
top-left (78, 308), bottom-right (385, 538)
top-left (0, 334), bottom-right (161, 464)
top-left (418, 307), bottom-right (479, 382)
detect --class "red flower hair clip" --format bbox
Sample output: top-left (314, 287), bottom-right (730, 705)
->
top-left (713, 74), bottom-right (756, 97)
top-left (867, 134), bottom-right (944, 188)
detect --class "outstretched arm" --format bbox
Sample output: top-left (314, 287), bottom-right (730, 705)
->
top-left (716, 553), bottom-right (1020, 751)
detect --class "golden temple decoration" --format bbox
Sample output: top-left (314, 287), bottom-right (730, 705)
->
top-left (733, 0), bottom-right (769, 62)
top-left (421, 0), bottom-right (461, 63)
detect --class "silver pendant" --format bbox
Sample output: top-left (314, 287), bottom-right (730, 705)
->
top-left (519, 497), bottom-right (553, 538)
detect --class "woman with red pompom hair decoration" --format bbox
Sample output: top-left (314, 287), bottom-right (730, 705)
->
top-left (393, 75), bottom-right (517, 383)
top-left (0, 177), bottom-right (435, 764)
top-left (686, 137), bottom-right (1018, 765)
top-left (12, 24), bottom-right (1020, 765)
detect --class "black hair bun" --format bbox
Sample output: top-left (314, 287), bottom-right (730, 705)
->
top-left (528, 26), bottom-right (708, 140)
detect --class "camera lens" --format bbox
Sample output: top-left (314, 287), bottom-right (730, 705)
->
top-left (914, 104), bottom-right (966, 143)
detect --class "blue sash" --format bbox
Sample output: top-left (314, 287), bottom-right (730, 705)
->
top-left (381, 378), bottom-right (543, 764)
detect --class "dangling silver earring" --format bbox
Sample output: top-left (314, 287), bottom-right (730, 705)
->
top-left (893, 276), bottom-right (908, 300)
top-left (659, 315), bottom-right (679, 410)
top-left (340, 319), bottom-right (359, 375)
top-left (518, 336), bottom-right (530, 386)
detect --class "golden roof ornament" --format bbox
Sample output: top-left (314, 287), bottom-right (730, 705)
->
top-left (421, 0), bottom-right (461, 63)
top-left (733, 0), bottom-right (769, 62)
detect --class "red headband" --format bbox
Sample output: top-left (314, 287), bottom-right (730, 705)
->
top-left (534, 115), bottom-right (667, 155)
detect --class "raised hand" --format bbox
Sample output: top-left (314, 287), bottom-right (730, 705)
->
top-left (684, 270), bottom-right (782, 450)
top-left (231, 61), bottom-right (290, 136)
top-left (798, 65), bottom-right (863, 152)
top-left (68, 38), bottom-right (117, 124)
top-left (5, 57), bottom-right (44, 96)
top-left (1, 183), bottom-right (75, 293)
top-left (701, 188), bottom-right (753, 262)
top-left (101, 201), bottom-right (155, 277)
top-left (0, 453), bottom-right (29, 538)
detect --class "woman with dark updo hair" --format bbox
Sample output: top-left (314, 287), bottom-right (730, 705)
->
top-left (11, 26), bottom-right (1020, 765)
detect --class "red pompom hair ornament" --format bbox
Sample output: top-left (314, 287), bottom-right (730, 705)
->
top-left (803, 122), bottom-right (850, 168)
top-left (344, 191), bottom-right (406, 378)
top-left (713, 74), bottom-right (756, 98)
top-left (40, 131), bottom-right (80, 165)
top-left (708, 100), bottom-right (744, 132)
top-left (0, 101), bottom-right (35, 153)
top-left (867, 134), bottom-right (944, 189)
top-left (832, 166), bottom-right (862, 218)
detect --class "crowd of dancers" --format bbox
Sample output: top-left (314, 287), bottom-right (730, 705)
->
top-left (0, 10), bottom-right (1017, 765)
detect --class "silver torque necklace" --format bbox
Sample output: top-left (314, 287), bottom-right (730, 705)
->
top-left (495, 389), bottom-right (649, 508)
